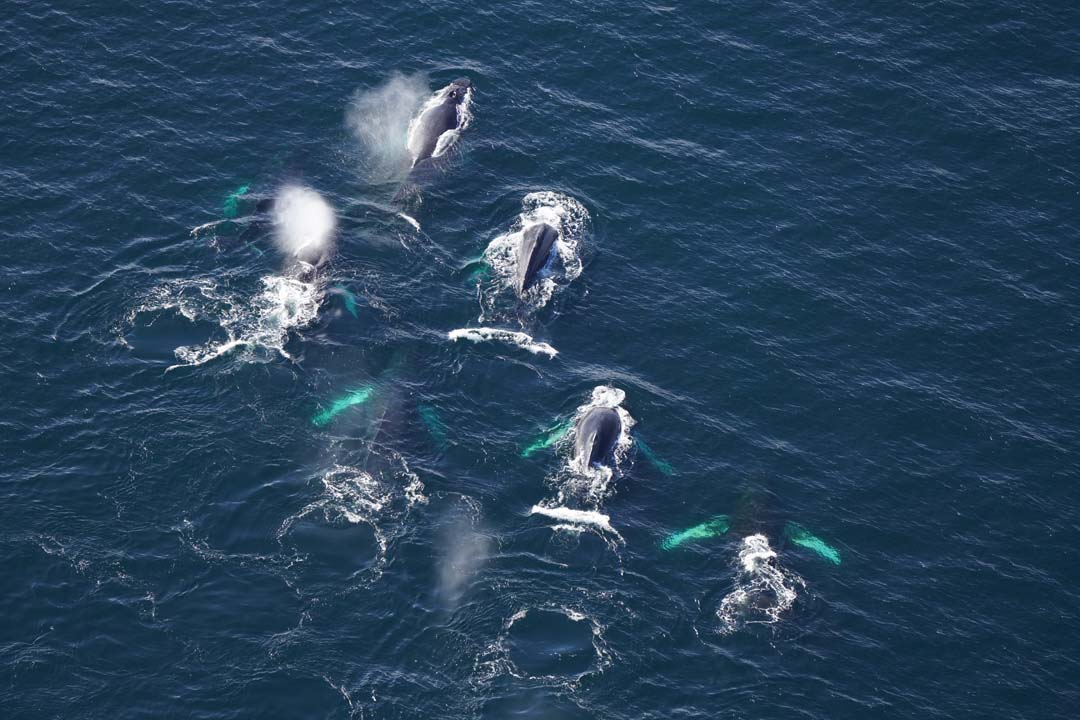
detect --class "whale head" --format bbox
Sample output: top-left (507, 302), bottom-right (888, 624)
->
top-left (444, 77), bottom-right (473, 104)
top-left (574, 406), bottom-right (622, 471)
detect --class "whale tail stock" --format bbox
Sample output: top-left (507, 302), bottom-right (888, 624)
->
top-left (392, 157), bottom-right (442, 204)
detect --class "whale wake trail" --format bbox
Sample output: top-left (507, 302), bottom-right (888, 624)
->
top-left (716, 534), bottom-right (804, 634)
top-left (123, 273), bottom-right (321, 371)
top-left (448, 327), bottom-right (558, 357)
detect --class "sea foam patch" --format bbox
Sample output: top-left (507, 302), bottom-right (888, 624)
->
top-left (716, 534), bottom-right (804, 634)
top-left (448, 327), bottom-right (558, 357)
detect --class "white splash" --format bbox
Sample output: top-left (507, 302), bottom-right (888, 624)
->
top-left (479, 191), bottom-right (590, 318)
top-left (121, 271), bottom-right (320, 372)
top-left (397, 212), bottom-right (421, 231)
top-left (170, 274), bottom-right (319, 371)
top-left (528, 505), bottom-right (623, 542)
top-left (272, 186), bottom-right (336, 264)
top-left (129, 186), bottom-right (335, 372)
top-left (716, 534), bottom-right (804, 635)
top-left (448, 327), bottom-right (558, 358)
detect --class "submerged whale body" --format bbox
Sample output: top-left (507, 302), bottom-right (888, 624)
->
top-left (515, 222), bottom-right (558, 295)
top-left (574, 406), bottom-right (622, 470)
top-left (407, 77), bottom-right (472, 168)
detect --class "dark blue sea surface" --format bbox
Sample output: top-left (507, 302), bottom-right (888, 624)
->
top-left (3, 1), bottom-right (1079, 718)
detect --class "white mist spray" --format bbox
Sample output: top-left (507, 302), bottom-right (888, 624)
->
top-left (272, 186), bottom-right (336, 266)
top-left (347, 73), bottom-right (430, 181)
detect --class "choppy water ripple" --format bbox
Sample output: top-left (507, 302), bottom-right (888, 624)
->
top-left (2, 0), bottom-right (1079, 718)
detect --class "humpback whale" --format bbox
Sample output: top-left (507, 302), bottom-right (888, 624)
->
top-left (574, 406), bottom-right (622, 470)
top-left (661, 485), bottom-right (842, 563)
top-left (407, 78), bottom-right (472, 168)
top-left (515, 222), bottom-right (558, 295)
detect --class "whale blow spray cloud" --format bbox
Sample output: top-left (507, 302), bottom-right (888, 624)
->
top-left (272, 186), bottom-right (336, 265)
top-left (347, 73), bottom-right (430, 181)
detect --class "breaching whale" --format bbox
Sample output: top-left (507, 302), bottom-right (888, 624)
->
top-left (407, 78), bottom-right (472, 168)
top-left (574, 406), bottom-right (623, 470)
top-left (515, 222), bottom-right (558, 295)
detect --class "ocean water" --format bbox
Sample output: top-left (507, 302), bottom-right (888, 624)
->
top-left (3, 1), bottom-right (1079, 718)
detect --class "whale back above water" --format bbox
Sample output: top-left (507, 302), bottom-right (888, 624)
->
top-left (574, 406), bottom-right (622, 470)
top-left (515, 222), bottom-right (558, 295)
top-left (406, 78), bottom-right (472, 168)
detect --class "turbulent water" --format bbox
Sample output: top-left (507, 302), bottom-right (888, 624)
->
top-left (3, 1), bottom-right (1079, 718)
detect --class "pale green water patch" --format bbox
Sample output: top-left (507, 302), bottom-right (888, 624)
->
top-left (311, 387), bottom-right (374, 427)
top-left (661, 516), bottom-right (730, 550)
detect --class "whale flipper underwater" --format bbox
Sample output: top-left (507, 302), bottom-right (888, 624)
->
top-left (515, 222), bottom-right (558, 296)
top-left (574, 406), bottom-right (622, 471)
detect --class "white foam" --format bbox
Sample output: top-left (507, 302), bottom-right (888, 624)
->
top-left (397, 212), bottom-right (421, 231)
top-left (124, 272), bottom-right (321, 372)
top-left (473, 604), bottom-right (613, 687)
top-left (528, 505), bottom-right (618, 536)
top-left (190, 219), bottom-right (226, 237)
top-left (478, 192), bottom-right (590, 319)
top-left (716, 534), bottom-right (804, 635)
top-left (738, 532), bottom-right (779, 572)
top-left (272, 186), bottom-right (336, 264)
top-left (432, 128), bottom-right (460, 158)
top-left (278, 462), bottom-right (427, 585)
top-left (448, 327), bottom-right (558, 358)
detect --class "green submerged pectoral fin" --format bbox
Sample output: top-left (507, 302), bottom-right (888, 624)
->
top-left (418, 403), bottom-right (450, 449)
top-left (332, 284), bottom-right (360, 318)
top-left (521, 419), bottom-right (573, 458)
top-left (463, 258), bottom-right (491, 284)
top-left (311, 386), bottom-right (375, 427)
top-left (660, 515), bottom-right (730, 551)
top-left (784, 522), bottom-right (841, 565)
top-left (223, 184), bottom-right (251, 219)
top-left (634, 437), bottom-right (674, 477)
